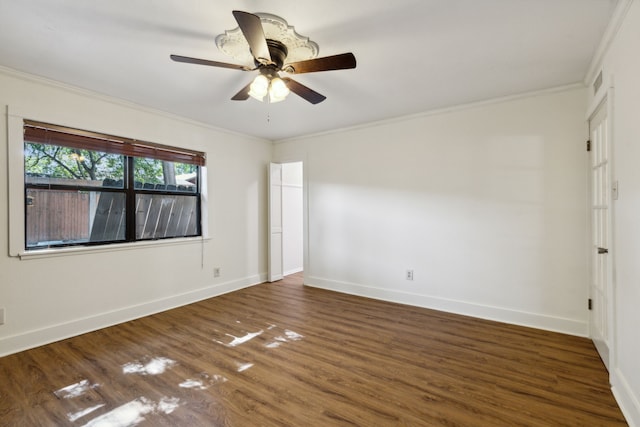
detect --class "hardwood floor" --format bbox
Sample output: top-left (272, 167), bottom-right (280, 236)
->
top-left (0, 272), bottom-right (626, 426)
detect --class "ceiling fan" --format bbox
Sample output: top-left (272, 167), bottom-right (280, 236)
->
top-left (170, 10), bottom-right (356, 104)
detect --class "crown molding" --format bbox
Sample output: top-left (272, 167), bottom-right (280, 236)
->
top-left (0, 65), bottom-right (268, 143)
top-left (584, 0), bottom-right (635, 86)
top-left (275, 83), bottom-right (586, 144)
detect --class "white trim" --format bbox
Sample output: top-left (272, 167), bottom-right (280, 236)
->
top-left (7, 111), bottom-right (24, 256)
top-left (612, 368), bottom-right (640, 427)
top-left (275, 83), bottom-right (585, 144)
top-left (18, 236), bottom-right (211, 260)
top-left (0, 273), bottom-right (267, 357)
top-left (606, 85), bottom-right (619, 376)
top-left (586, 83), bottom-right (609, 121)
top-left (199, 166), bottom-right (209, 239)
top-left (0, 65), bottom-right (266, 143)
top-left (305, 276), bottom-right (588, 337)
top-left (1, 64), bottom-right (585, 147)
top-left (584, 0), bottom-right (635, 87)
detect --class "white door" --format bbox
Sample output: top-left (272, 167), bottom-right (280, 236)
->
top-left (268, 163), bottom-right (284, 282)
top-left (589, 101), bottom-right (611, 370)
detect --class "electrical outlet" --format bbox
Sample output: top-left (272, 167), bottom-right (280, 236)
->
top-left (213, 267), bottom-right (221, 278)
top-left (0, 308), bottom-right (5, 325)
top-left (406, 270), bottom-right (414, 281)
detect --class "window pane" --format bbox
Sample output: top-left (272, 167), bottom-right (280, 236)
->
top-left (135, 194), bottom-right (199, 239)
top-left (23, 122), bottom-right (203, 251)
top-left (26, 189), bottom-right (126, 248)
top-left (133, 158), bottom-right (197, 192)
top-left (24, 142), bottom-right (124, 188)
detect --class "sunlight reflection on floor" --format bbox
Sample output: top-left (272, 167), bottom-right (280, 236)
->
top-left (122, 356), bottom-right (177, 375)
top-left (50, 320), bottom-right (306, 426)
top-left (54, 379), bottom-right (100, 399)
top-left (179, 373), bottom-right (228, 390)
top-left (215, 330), bottom-right (264, 347)
top-left (80, 396), bottom-right (179, 427)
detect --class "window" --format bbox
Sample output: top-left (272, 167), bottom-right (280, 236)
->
top-left (23, 121), bottom-right (205, 250)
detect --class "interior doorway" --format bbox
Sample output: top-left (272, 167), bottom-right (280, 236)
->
top-left (281, 162), bottom-right (304, 276)
top-left (268, 162), bottom-right (304, 282)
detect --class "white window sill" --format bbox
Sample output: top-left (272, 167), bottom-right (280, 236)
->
top-left (18, 236), bottom-right (210, 260)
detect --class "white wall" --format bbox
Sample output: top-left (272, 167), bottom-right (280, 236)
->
top-left (588, 1), bottom-right (640, 424)
top-left (282, 162), bottom-right (303, 275)
top-left (0, 69), bottom-right (271, 356)
top-left (275, 87), bottom-right (589, 336)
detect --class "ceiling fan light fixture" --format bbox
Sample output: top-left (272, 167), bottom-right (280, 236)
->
top-left (248, 74), bottom-right (269, 101)
top-left (269, 77), bottom-right (290, 103)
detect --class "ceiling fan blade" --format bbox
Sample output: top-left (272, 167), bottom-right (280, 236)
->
top-left (232, 10), bottom-right (271, 65)
top-left (283, 78), bottom-right (326, 104)
top-left (170, 54), bottom-right (251, 71)
top-left (285, 53), bottom-right (356, 74)
top-left (231, 82), bottom-right (252, 101)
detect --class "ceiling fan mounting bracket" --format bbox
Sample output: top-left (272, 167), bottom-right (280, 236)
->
top-left (257, 39), bottom-right (288, 70)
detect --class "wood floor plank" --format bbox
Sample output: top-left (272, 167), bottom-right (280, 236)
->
top-left (0, 272), bottom-right (627, 426)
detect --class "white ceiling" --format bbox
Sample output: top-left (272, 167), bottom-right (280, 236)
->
top-left (0, 0), bottom-right (617, 141)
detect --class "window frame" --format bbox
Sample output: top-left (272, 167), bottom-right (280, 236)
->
top-left (18, 119), bottom-right (207, 253)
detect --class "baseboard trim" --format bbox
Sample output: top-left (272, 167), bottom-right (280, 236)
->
top-left (283, 267), bottom-right (303, 276)
top-left (612, 367), bottom-right (640, 427)
top-left (305, 276), bottom-right (588, 337)
top-left (0, 273), bottom-right (267, 357)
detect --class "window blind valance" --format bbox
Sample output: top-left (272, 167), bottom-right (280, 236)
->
top-left (23, 120), bottom-right (206, 166)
